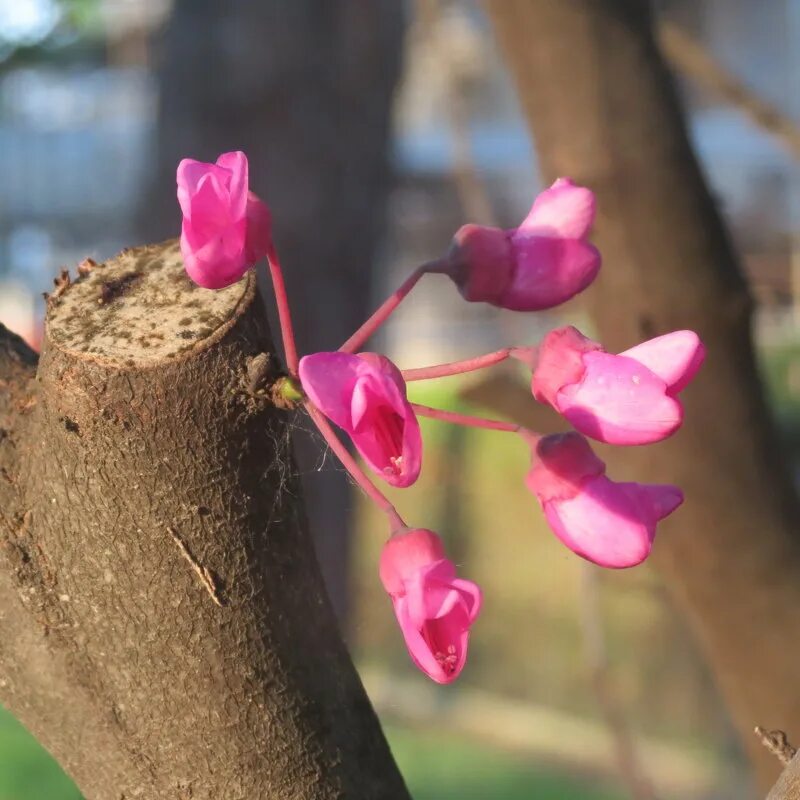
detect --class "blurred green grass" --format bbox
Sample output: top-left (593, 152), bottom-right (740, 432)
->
top-left (386, 724), bottom-right (621, 800)
top-left (0, 708), bottom-right (82, 800)
top-left (0, 706), bottom-right (620, 800)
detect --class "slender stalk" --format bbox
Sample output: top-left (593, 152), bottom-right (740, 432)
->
top-left (411, 403), bottom-right (528, 435)
top-left (402, 348), bottom-right (513, 381)
top-left (339, 259), bottom-right (449, 354)
top-left (266, 242), bottom-right (299, 375)
top-left (304, 401), bottom-right (406, 531)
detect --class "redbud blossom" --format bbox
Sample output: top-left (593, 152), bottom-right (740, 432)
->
top-left (531, 327), bottom-right (705, 445)
top-left (177, 151), bottom-right (271, 289)
top-left (526, 432), bottom-right (683, 568)
top-left (298, 352), bottom-right (422, 488)
top-left (380, 528), bottom-right (482, 684)
top-left (446, 178), bottom-right (601, 311)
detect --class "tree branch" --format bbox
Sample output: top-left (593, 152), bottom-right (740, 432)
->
top-left (0, 243), bottom-right (410, 799)
top-left (482, 1), bottom-right (800, 787)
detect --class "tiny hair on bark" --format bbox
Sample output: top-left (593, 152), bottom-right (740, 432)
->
top-left (0, 240), bottom-right (410, 799)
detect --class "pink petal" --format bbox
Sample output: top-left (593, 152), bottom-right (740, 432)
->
top-left (180, 221), bottom-right (249, 290)
top-left (531, 326), bottom-right (601, 406)
top-left (504, 235), bottom-right (600, 311)
top-left (517, 178), bottom-right (596, 240)
top-left (451, 578), bottom-right (483, 623)
top-left (298, 352), bottom-right (364, 431)
top-left (633, 483), bottom-right (684, 520)
top-left (619, 330), bottom-right (705, 394)
top-left (350, 376), bottom-right (421, 488)
top-left (525, 432), bottom-right (606, 503)
top-left (393, 597), bottom-right (451, 683)
top-left (299, 352), bottom-right (422, 487)
top-left (215, 150), bottom-right (249, 220)
top-left (379, 529), bottom-right (446, 596)
top-left (177, 158), bottom-right (230, 217)
top-left (557, 351), bottom-right (683, 445)
top-left (543, 475), bottom-right (657, 568)
top-left (244, 191), bottom-right (271, 263)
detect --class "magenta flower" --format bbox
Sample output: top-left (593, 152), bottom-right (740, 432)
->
top-left (177, 151), bottom-right (271, 289)
top-left (445, 178), bottom-right (601, 311)
top-left (379, 528), bottom-right (482, 684)
top-left (526, 432), bottom-right (683, 568)
top-left (530, 327), bottom-right (705, 445)
top-left (298, 352), bottom-right (422, 488)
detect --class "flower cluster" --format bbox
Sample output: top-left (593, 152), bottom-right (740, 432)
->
top-left (177, 152), bottom-right (705, 685)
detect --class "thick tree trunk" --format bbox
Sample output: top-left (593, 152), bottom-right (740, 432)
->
top-left (139, 0), bottom-right (405, 622)
top-left (0, 243), bottom-right (410, 799)
top-left (483, 0), bottom-right (800, 788)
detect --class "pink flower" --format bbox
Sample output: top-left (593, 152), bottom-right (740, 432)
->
top-left (525, 432), bottom-right (683, 568)
top-left (530, 327), bottom-right (705, 445)
top-left (445, 178), bottom-right (601, 311)
top-left (298, 351), bottom-right (422, 487)
top-left (379, 528), bottom-right (482, 684)
top-left (177, 151), bottom-right (271, 289)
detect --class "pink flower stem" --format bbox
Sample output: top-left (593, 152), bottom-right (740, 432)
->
top-left (403, 348), bottom-right (513, 381)
top-left (411, 403), bottom-right (538, 441)
top-left (339, 258), bottom-right (449, 354)
top-left (304, 401), bottom-right (406, 531)
top-left (266, 241), bottom-right (299, 375)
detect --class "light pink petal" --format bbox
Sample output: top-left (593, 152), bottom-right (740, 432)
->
top-left (517, 178), bottom-right (596, 240)
top-left (183, 172), bottom-right (236, 244)
top-left (244, 192), bottom-right (271, 263)
top-left (543, 475), bottom-right (655, 568)
top-left (379, 529), bottom-right (445, 596)
top-left (298, 352), bottom-right (364, 431)
top-left (451, 578), bottom-right (483, 623)
top-left (215, 150), bottom-right (249, 220)
top-left (620, 330), bottom-right (705, 394)
top-left (558, 351), bottom-right (683, 445)
top-left (177, 158), bottom-right (230, 217)
top-left (504, 236), bottom-right (600, 311)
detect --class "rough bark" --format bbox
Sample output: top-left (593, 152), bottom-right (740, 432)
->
top-left (483, 0), bottom-right (800, 788)
top-left (138, 0), bottom-right (405, 622)
top-left (0, 243), bottom-right (410, 799)
top-left (767, 754), bottom-right (800, 799)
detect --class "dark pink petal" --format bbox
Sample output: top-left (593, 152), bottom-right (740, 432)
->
top-left (446, 224), bottom-right (515, 306)
top-left (517, 178), bottom-right (596, 240)
top-left (503, 236), bottom-right (600, 311)
top-left (244, 192), bottom-right (272, 264)
top-left (531, 326), bottom-right (601, 406)
top-left (525, 432), bottom-right (605, 503)
top-left (393, 596), bottom-right (454, 683)
top-left (634, 483), bottom-right (684, 520)
top-left (619, 330), bottom-right (705, 394)
top-left (299, 352), bottom-right (422, 487)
